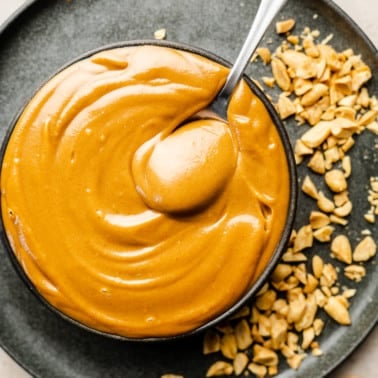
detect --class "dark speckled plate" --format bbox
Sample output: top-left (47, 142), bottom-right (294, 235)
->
top-left (0, 0), bottom-right (377, 377)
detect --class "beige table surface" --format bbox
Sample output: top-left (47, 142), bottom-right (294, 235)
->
top-left (0, 0), bottom-right (377, 377)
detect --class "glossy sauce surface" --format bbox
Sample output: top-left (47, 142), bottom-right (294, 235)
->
top-left (1, 45), bottom-right (290, 337)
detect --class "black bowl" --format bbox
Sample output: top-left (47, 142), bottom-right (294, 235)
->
top-left (0, 40), bottom-right (297, 341)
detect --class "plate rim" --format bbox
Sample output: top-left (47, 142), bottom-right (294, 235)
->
top-left (0, 0), bottom-right (376, 377)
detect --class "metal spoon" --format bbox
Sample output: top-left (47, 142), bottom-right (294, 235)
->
top-left (199, 0), bottom-right (288, 120)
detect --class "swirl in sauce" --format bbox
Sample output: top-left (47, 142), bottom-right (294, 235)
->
top-left (1, 46), bottom-right (290, 337)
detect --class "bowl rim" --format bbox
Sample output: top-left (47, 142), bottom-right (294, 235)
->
top-left (0, 39), bottom-right (298, 342)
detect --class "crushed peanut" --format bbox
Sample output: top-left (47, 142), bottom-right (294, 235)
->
top-left (364, 177), bottom-right (378, 223)
top-left (325, 169), bottom-right (348, 193)
top-left (220, 333), bottom-right (238, 359)
top-left (235, 319), bottom-right (253, 350)
top-left (206, 361), bottom-right (233, 377)
top-left (293, 224), bottom-right (313, 252)
top-left (275, 19), bottom-right (296, 34)
top-left (203, 329), bottom-right (221, 355)
top-left (233, 353), bottom-right (249, 376)
top-left (313, 225), bottom-right (334, 242)
top-left (203, 19), bottom-right (377, 378)
top-left (248, 363), bottom-right (267, 378)
top-left (353, 236), bottom-right (377, 262)
top-left (271, 57), bottom-right (291, 91)
top-left (324, 296), bottom-right (351, 325)
top-left (301, 175), bottom-right (318, 199)
top-left (256, 47), bottom-right (272, 65)
top-left (309, 211), bottom-right (330, 229)
top-left (330, 234), bottom-right (352, 264)
top-left (154, 28), bottom-right (167, 40)
top-left (344, 265), bottom-right (366, 282)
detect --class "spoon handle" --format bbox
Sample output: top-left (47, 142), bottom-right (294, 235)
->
top-left (214, 0), bottom-right (288, 114)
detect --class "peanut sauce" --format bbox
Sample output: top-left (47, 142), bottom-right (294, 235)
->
top-left (1, 45), bottom-right (290, 337)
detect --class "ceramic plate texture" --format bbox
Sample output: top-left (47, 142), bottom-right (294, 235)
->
top-left (0, 0), bottom-right (377, 377)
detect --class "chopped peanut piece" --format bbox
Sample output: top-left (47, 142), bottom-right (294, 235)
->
top-left (314, 288), bottom-right (327, 307)
top-left (287, 33), bottom-right (299, 44)
top-left (220, 333), bottom-right (238, 359)
top-left (248, 363), bottom-right (267, 378)
top-left (204, 329), bottom-right (221, 354)
top-left (268, 365), bottom-right (278, 376)
top-left (229, 306), bottom-right (250, 320)
top-left (294, 78), bottom-right (313, 96)
top-left (256, 47), bottom-right (272, 65)
top-left (334, 106), bottom-right (356, 121)
top-left (256, 283), bottom-right (269, 296)
top-left (295, 293), bottom-right (318, 331)
top-left (251, 324), bottom-right (265, 344)
top-left (280, 50), bottom-right (317, 79)
top-left (271, 264), bottom-right (293, 282)
top-left (324, 296), bottom-right (351, 325)
top-left (312, 347), bottom-right (323, 356)
top-left (287, 331), bottom-right (299, 351)
top-left (293, 225), bottom-right (313, 252)
top-left (258, 314), bottom-right (271, 338)
top-left (216, 323), bottom-right (234, 335)
top-left (302, 175), bottom-right (318, 199)
top-left (308, 150), bottom-right (326, 174)
top-left (325, 170), bottom-right (348, 192)
top-left (317, 191), bottom-right (335, 213)
top-left (271, 58), bottom-right (291, 91)
top-left (333, 191), bottom-right (349, 207)
top-left (293, 264), bottom-right (307, 284)
top-left (287, 298), bottom-right (306, 323)
top-left (206, 361), bottom-right (233, 377)
top-left (256, 290), bottom-right (277, 311)
top-left (301, 83), bottom-right (328, 107)
top-left (340, 136), bottom-right (355, 152)
top-left (262, 76), bottom-right (275, 87)
top-left (276, 19), bottom-right (296, 34)
top-left (324, 146), bottom-right (341, 170)
top-left (330, 118), bottom-right (359, 139)
top-left (286, 353), bottom-right (306, 370)
top-left (303, 273), bottom-right (319, 294)
top-left (312, 255), bottom-right (324, 279)
top-left (357, 87), bottom-right (370, 107)
top-left (320, 264), bottom-right (338, 288)
top-left (278, 94), bottom-right (297, 119)
top-left (313, 318), bottom-right (325, 336)
top-left (342, 288), bottom-right (357, 299)
top-left (309, 211), bottom-right (330, 229)
top-left (235, 320), bottom-right (253, 350)
top-left (301, 121), bottom-right (331, 148)
top-left (344, 265), bottom-right (366, 282)
top-left (329, 214), bottom-right (348, 226)
top-left (333, 200), bottom-right (352, 217)
top-left (253, 345), bottom-right (279, 366)
top-left (233, 353), bottom-right (249, 376)
top-left (351, 66), bottom-right (372, 91)
top-left (364, 213), bottom-right (375, 223)
top-left (367, 121), bottom-right (378, 134)
top-left (330, 234), bottom-right (352, 264)
top-left (271, 317), bottom-right (288, 350)
top-left (313, 225), bottom-right (334, 242)
top-left (353, 236), bottom-right (377, 262)
top-left (301, 327), bottom-right (315, 349)
top-left (154, 28), bottom-right (167, 40)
